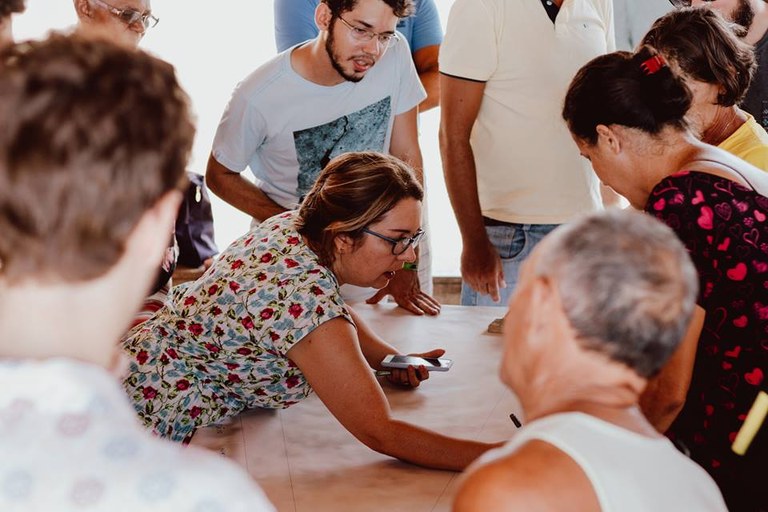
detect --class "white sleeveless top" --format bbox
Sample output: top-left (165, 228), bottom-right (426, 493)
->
top-left (477, 412), bottom-right (727, 511)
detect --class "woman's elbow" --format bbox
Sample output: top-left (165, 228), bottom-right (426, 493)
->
top-left (351, 420), bottom-right (406, 460)
top-left (640, 383), bottom-right (687, 432)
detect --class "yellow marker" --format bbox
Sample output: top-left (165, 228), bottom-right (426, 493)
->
top-left (732, 391), bottom-right (768, 456)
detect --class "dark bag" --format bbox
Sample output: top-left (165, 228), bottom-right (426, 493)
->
top-left (174, 172), bottom-right (218, 268)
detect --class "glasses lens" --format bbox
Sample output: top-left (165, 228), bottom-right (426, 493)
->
top-left (393, 231), bottom-right (423, 255)
top-left (352, 27), bottom-right (371, 41)
top-left (119, 9), bottom-right (141, 25)
top-left (341, 16), bottom-right (395, 47)
top-left (120, 10), bottom-right (157, 29)
top-left (382, 33), bottom-right (399, 49)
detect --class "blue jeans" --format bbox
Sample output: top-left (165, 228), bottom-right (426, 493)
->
top-left (460, 223), bottom-right (559, 307)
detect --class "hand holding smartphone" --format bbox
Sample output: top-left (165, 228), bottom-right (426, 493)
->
top-left (381, 354), bottom-right (453, 372)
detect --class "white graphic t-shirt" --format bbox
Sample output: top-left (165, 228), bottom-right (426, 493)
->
top-left (212, 39), bottom-right (425, 209)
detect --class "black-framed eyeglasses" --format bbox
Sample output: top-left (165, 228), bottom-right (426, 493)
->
top-left (668, 0), bottom-right (715, 7)
top-left (91, 0), bottom-right (160, 29)
top-left (336, 14), bottom-right (400, 49)
top-left (362, 227), bottom-right (424, 255)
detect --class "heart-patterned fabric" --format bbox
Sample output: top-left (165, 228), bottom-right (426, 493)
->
top-left (646, 170), bottom-right (767, 509)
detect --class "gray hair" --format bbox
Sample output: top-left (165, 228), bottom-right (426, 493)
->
top-left (536, 209), bottom-right (698, 378)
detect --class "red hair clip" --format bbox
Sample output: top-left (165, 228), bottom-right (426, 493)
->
top-left (640, 55), bottom-right (666, 75)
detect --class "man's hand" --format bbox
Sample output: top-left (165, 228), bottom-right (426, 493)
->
top-left (366, 269), bottom-right (441, 316)
top-left (461, 240), bottom-right (506, 303)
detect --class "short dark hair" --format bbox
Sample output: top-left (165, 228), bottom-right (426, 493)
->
top-left (642, 7), bottom-right (755, 107)
top-left (295, 151), bottom-right (423, 267)
top-left (563, 47), bottom-right (692, 145)
top-left (0, 34), bottom-right (194, 283)
top-left (321, 0), bottom-right (415, 18)
top-left (537, 209), bottom-right (698, 378)
top-left (0, 0), bottom-right (24, 20)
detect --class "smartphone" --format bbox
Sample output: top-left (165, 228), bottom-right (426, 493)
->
top-left (381, 354), bottom-right (453, 372)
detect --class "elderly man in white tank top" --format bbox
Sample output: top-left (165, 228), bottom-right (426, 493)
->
top-left (453, 209), bottom-right (726, 512)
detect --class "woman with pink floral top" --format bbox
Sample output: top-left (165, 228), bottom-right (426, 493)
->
top-left (123, 151), bottom-right (499, 471)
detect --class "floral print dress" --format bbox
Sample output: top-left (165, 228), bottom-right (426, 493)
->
top-left (646, 171), bottom-right (767, 511)
top-left (123, 211), bottom-right (352, 443)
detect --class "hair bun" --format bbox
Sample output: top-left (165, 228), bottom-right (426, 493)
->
top-left (633, 46), bottom-right (691, 126)
top-left (563, 48), bottom-right (692, 144)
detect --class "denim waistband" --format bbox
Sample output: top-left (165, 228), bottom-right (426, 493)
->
top-left (482, 216), bottom-right (514, 227)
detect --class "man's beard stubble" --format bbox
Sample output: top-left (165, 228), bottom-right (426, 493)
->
top-left (325, 17), bottom-right (364, 84)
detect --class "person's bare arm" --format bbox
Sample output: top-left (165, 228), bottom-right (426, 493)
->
top-left (287, 317), bottom-right (496, 470)
top-left (439, 74), bottom-right (505, 302)
top-left (366, 107), bottom-right (441, 315)
top-left (346, 305), bottom-right (444, 387)
top-left (346, 305), bottom-right (401, 368)
top-left (389, 106), bottom-right (424, 182)
top-left (640, 305), bottom-right (705, 432)
top-left (413, 44), bottom-right (440, 113)
top-left (205, 153), bottom-right (286, 222)
top-left (453, 441), bottom-right (601, 512)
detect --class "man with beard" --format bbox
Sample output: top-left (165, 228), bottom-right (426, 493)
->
top-left (673, 0), bottom-right (768, 128)
top-left (207, 0), bottom-right (440, 316)
top-left (0, 0), bottom-right (24, 48)
top-left (273, 0), bottom-right (442, 112)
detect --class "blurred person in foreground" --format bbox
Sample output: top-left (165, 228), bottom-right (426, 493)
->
top-left (0, 34), bottom-right (274, 511)
top-left (0, 0), bottom-right (24, 48)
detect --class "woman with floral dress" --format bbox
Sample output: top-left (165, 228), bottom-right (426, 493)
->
top-left (563, 47), bottom-right (768, 511)
top-left (123, 151), bottom-right (499, 471)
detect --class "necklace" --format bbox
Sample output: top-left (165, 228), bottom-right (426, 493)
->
top-left (702, 108), bottom-right (740, 146)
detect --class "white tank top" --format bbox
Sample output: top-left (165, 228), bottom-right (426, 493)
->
top-left (478, 412), bottom-right (727, 511)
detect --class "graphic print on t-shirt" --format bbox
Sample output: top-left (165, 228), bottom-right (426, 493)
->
top-left (293, 97), bottom-right (391, 200)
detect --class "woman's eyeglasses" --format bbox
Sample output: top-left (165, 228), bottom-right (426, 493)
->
top-left (362, 228), bottom-right (425, 255)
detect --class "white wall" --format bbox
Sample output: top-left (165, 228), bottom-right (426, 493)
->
top-left (13, 0), bottom-right (461, 276)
